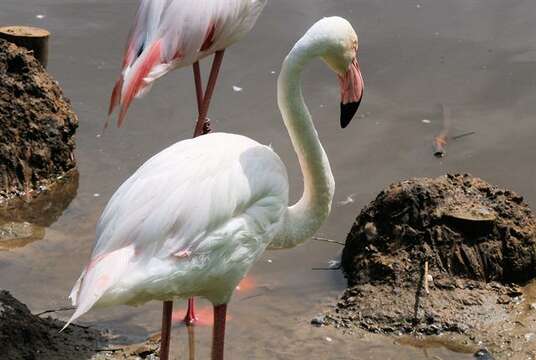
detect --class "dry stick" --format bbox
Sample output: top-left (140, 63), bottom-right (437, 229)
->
top-left (312, 236), bottom-right (345, 246)
top-left (413, 258), bottom-right (427, 327)
top-left (35, 306), bottom-right (75, 317)
top-left (452, 131), bottom-right (476, 140)
top-left (312, 265), bottom-right (342, 271)
top-left (424, 261), bottom-right (430, 295)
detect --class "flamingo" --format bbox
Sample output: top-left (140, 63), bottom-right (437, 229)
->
top-left (67, 16), bottom-right (364, 360)
top-left (107, 0), bottom-right (268, 136)
top-left (107, 0), bottom-right (268, 327)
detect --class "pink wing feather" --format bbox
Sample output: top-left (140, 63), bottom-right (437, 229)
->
top-left (107, 0), bottom-right (267, 127)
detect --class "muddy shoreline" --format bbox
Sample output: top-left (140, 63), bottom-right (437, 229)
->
top-left (322, 175), bottom-right (536, 359)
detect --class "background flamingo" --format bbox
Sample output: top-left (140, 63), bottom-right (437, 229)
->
top-left (107, 0), bottom-right (267, 134)
top-left (67, 16), bottom-right (364, 360)
top-left (107, 0), bottom-right (268, 330)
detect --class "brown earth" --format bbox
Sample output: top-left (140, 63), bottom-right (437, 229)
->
top-left (0, 290), bottom-right (162, 360)
top-left (0, 39), bottom-right (78, 201)
top-left (323, 174), bottom-right (536, 359)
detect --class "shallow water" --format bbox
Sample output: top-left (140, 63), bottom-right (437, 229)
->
top-left (1, 0), bottom-right (536, 358)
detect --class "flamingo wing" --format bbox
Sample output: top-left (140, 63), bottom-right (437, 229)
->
top-left (67, 133), bottom-right (288, 324)
top-left (108, 0), bottom-right (267, 127)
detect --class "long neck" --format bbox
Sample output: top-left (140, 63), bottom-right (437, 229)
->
top-left (273, 41), bottom-right (335, 249)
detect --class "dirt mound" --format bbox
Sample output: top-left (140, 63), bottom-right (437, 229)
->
top-left (324, 175), bottom-right (536, 359)
top-left (0, 39), bottom-right (78, 201)
top-left (0, 290), bottom-right (105, 360)
top-left (0, 290), bottom-right (161, 360)
top-left (342, 174), bottom-right (536, 286)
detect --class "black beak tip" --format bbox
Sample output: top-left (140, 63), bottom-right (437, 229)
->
top-left (340, 99), bottom-right (362, 128)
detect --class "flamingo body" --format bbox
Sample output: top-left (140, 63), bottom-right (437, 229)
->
top-left (68, 133), bottom-right (288, 323)
top-left (110, 0), bottom-right (267, 124)
top-left (69, 18), bottom-right (364, 359)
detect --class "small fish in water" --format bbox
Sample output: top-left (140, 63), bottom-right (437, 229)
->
top-left (474, 349), bottom-right (495, 360)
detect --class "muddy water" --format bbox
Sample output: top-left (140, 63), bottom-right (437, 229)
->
top-left (1, 0), bottom-right (535, 358)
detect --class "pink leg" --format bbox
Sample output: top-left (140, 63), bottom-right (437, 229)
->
top-left (193, 61), bottom-right (204, 115)
top-left (187, 321), bottom-right (196, 360)
top-left (183, 61), bottom-right (208, 326)
top-left (193, 50), bottom-right (226, 137)
top-left (212, 304), bottom-right (228, 360)
top-left (160, 301), bottom-right (173, 360)
top-left (183, 297), bottom-right (198, 325)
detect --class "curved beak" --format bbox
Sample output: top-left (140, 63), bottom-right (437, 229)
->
top-left (338, 58), bottom-right (364, 128)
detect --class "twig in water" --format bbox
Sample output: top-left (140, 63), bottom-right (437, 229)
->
top-left (239, 293), bottom-right (266, 302)
top-left (95, 348), bottom-right (124, 353)
top-left (36, 306), bottom-right (75, 316)
top-left (452, 131), bottom-right (476, 140)
top-left (312, 266), bottom-right (342, 271)
top-left (424, 261), bottom-right (429, 295)
top-left (312, 237), bottom-right (345, 246)
top-left (413, 258), bottom-right (427, 327)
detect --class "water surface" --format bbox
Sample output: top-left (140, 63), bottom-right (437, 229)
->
top-left (1, 0), bottom-right (535, 358)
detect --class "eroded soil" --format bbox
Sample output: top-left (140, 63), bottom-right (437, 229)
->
top-left (324, 174), bottom-right (536, 359)
top-left (0, 39), bottom-right (78, 201)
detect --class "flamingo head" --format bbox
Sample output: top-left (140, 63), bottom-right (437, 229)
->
top-left (315, 17), bottom-right (364, 128)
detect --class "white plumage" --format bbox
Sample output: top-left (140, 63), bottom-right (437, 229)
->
top-left (69, 133), bottom-right (288, 322)
top-left (68, 16), bottom-right (364, 359)
top-left (109, 0), bottom-right (267, 125)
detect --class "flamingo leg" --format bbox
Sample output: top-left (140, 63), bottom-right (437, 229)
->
top-left (160, 301), bottom-right (173, 360)
top-left (182, 62), bottom-right (206, 326)
top-left (193, 61), bottom-right (204, 114)
top-left (187, 322), bottom-right (196, 360)
top-left (193, 50), bottom-right (226, 137)
top-left (211, 304), bottom-right (228, 360)
top-left (183, 297), bottom-right (198, 325)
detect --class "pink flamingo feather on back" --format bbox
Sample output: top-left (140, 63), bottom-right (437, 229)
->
top-left (108, 0), bottom-right (267, 129)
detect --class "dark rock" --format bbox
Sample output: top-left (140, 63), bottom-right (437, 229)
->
top-left (0, 39), bottom-right (78, 201)
top-left (311, 315), bottom-right (325, 326)
top-left (474, 349), bottom-right (495, 359)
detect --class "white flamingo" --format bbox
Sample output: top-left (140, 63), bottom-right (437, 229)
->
top-left (68, 17), bottom-right (364, 360)
top-left (107, 0), bottom-right (268, 326)
top-left (108, 0), bottom-right (267, 135)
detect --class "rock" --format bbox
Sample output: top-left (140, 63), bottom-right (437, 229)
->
top-left (311, 315), bottom-right (325, 326)
top-left (474, 349), bottom-right (495, 359)
top-left (0, 39), bottom-right (78, 201)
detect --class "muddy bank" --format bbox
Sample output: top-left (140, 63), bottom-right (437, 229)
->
top-left (324, 174), bottom-right (536, 359)
top-left (0, 39), bottom-right (78, 201)
top-left (0, 290), bottom-right (162, 360)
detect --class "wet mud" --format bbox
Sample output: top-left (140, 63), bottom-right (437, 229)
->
top-left (0, 39), bottom-right (78, 201)
top-left (0, 290), bottom-right (162, 360)
top-left (0, 170), bottom-right (78, 251)
top-left (325, 174), bottom-right (536, 359)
